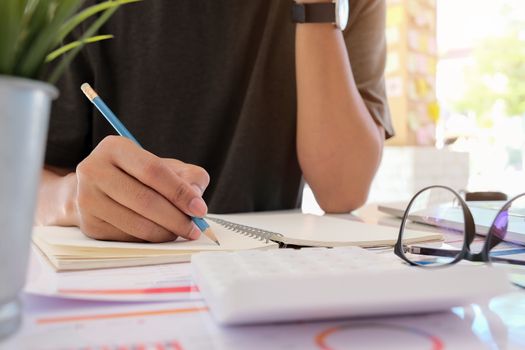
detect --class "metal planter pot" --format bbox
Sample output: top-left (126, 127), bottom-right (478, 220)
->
top-left (0, 76), bottom-right (58, 340)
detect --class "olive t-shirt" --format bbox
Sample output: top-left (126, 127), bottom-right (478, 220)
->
top-left (45, 0), bottom-right (393, 213)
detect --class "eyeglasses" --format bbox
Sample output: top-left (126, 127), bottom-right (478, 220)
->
top-left (394, 185), bottom-right (525, 268)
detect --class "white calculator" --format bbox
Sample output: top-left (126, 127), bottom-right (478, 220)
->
top-left (191, 247), bottom-right (511, 325)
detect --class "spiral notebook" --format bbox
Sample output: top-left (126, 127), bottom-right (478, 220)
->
top-left (32, 212), bottom-right (441, 271)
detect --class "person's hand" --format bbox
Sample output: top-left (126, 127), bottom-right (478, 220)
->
top-left (73, 136), bottom-right (210, 242)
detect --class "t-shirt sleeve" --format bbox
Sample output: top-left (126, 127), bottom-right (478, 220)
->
top-left (344, 0), bottom-right (394, 138)
top-left (45, 46), bottom-right (94, 169)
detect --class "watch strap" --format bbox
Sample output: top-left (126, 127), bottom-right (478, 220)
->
top-left (292, 3), bottom-right (336, 24)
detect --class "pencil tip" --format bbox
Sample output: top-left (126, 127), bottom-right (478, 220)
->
top-left (202, 227), bottom-right (220, 246)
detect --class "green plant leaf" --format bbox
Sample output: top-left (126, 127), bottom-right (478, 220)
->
top-left (47, 4), bottom-right (121, 84)
top-left (16, 0), bottom-right (55, 68)
top-left (16, 0), bottom-right (82, 78)
top-left (0, 0), bottom-right (27, 74)
top-left (46, 34), bottom-right (113, 62)
top-left (1, 0), bottom-right (138, 81)
top-left (57, 0), bottom-right (140, 45)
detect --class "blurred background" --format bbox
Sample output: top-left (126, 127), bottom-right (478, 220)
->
top-left (304, 0), bottom-right (525, 212)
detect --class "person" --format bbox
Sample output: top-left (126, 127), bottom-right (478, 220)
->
top-left (36, 0), bottom-right (394, 243)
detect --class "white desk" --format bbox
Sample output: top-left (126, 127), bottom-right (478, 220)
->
top-left (2, 205), bottom-right (525, 350)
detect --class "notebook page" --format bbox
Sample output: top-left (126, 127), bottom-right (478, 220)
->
top-left (211, 212), bottom-right (442, 247)
top-left (33, 219), bottom-right (278, 256)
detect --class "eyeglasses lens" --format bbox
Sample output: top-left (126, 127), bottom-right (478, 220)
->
top-left (486, 194), bottom-right (525, 266)
top-left (400, 187), bottom-right (466, 266)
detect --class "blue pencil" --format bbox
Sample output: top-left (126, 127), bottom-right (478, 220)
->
top-left (80, 83), bottom-right (219, 245)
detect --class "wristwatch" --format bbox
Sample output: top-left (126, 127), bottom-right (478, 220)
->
top-left (292, 0), bottom-right (349, 31)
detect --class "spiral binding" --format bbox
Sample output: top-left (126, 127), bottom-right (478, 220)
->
top-left (206, 217), bottom-right (284, 243)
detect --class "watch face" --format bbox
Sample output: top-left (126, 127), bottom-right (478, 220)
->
top-left (336, 0), bottom-right (349, 31)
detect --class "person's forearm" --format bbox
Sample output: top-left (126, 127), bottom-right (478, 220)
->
top-left (295, 16), bottom-right (384, 212)
top-left (36, 166), bottom-right (78, 226)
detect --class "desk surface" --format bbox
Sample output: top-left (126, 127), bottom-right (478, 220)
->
top-left (2, 205), bottom-right (525, 350)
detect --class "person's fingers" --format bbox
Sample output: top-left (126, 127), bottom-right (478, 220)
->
top-left (76, 171), bottom-right (182, 243)
top-left (87, 192), bottom-right (181, 243)
top-left (79, 215), bottom-right (146, 243)
top-left (164, 159), bottom-right (210, 195)
top-left (95, 166), bottom-right (201, 240)
top-left (97, 136), bottom-right (208, 218)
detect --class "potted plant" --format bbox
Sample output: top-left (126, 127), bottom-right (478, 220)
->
top-left (0, 0), bottom-right (138, 340)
